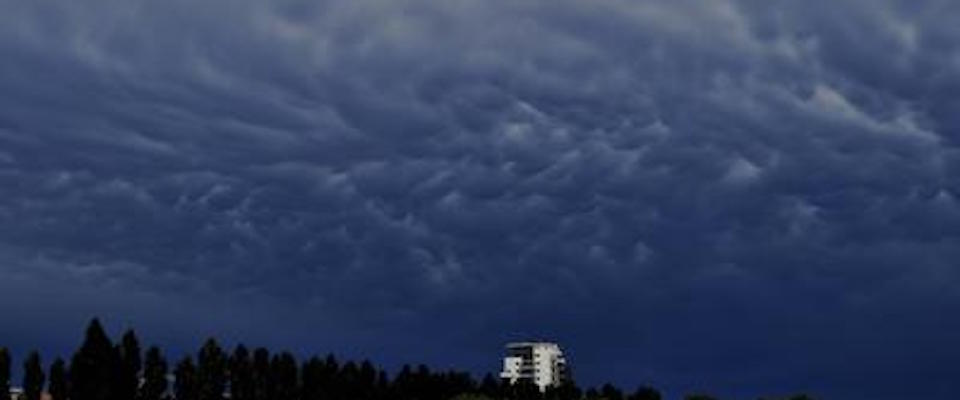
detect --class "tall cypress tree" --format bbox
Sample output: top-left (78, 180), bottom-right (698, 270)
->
top-left (70, 318), bottom-right (121, 400)
top-left (300, 358), bottom-right (321, 400)
top-left (0, 348), bottom-right (10, 400)
top-left (196, 339), bottom-right (226, 400)
top-left (140, 347), bottom-right (167, 400)
top-left (375, 370), bottom-right (389, 400)
top-left (174, 357), bottom-right (198, 400)
top-left (250, 349), bottom-right (270, 400)
top-left (118, 331), bottom-right (142, 400)
top-left (269, 353), bottom-right (298, 400)
top-left (228, 345), bottom-right (252, 400)
top-left (322, 355), bottom-right (339, 400)
top-left (48, 358), bottom-right (68, 400)
top-left (392, 364), bottom-right (412, 400)
top-left (23, 351), bottom-right (45, 400)
top-left (358, 361), bottom-right (377, 400)
top-left (338, 361), bottom-right (359, 400)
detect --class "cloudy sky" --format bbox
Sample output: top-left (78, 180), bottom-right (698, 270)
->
top-left (1, 0), bottom-right (959, 398)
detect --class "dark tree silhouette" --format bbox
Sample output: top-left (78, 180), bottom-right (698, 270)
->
top-left (70, 319), bottom-right (122, 400)
top-left (229, 345), bottom-right (253, 400)
top-left (509, 379), bottom-right (542, 400)
top-left (444, 371), bottom-right (478, 400)
top-left (0, 348), bottom-right (10, 400)
top-left (375, 370), bottom-right (389, 400)
top-left (685, 395), bottom-right (718, 400)
top-left (358, 360), bottom-right (378, 400)
top-left (391, 364), bottom-right (416, 400)
top-left (601, 383), bottom-right (624, 400)
top-left (544, 384), bottom-right (561, 400)
top-left (48, 358), bottom-right (69, 400)
top-left (269, 353), bottom-right (299, 400)
top-left (325, 354), bottom-right (340, 400)
top-left (23, 351), bottom-right (46, 400)
top-left (479, 373), bottom-right (500, 399)
top-left (2, 319), bottom-right (682, 400)
top-left (300, 357), bottom-right (324, 400)
top-left (141, 347), bottom-right (167, 400)
top-left (197, 339), bottom-right (227, 400)
top-left (414, 364), bottom-right (433, 400)
top-left (339, 360), bottom-right (362, 400)
top-left (175, 357), bottom-right (198, 400)
top-left (562, 382), bottom-right (584, 400)
top-left (545, 381), bottom-right (581, 400)
top-left (251, 349), bottom-right (270, 400)
top-left (118, 330), bottom-right (142, 400)
top-left (627, 386), bottom-right (661, 400)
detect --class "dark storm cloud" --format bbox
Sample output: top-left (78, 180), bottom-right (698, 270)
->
top-left (2, 0), bottom-right (960, 398)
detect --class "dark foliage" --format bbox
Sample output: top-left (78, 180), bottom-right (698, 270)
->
top-left (546, 382), bottom-right (581, 400)
top-left (600, 383), bottom-right (624, 400)
top-left (0, 348), bottom-right (9, 400)
top-left (270, 353), bottom-right (299, 400)
top-left (300, 357), bottom-right (324, 400)
top-left (229, 345), bottom-right (253, 400)
top-left (197, 339), bottom-right (227, 400)
top-left (480, 373), bottom-right (501, 399)
top-left (507, 379), bottom-right (542, 400)
top-left (250, 349), bottom-right (270, 400)
top-left (48, 358), bottom-right (69, 400)
top-left (0, 319), bottom-right (744, 400)
top-left (23, 351), bottom-right (45, 400)
top-left (70, 319), bottom-right (122, 400)
top-left (627, 386), bottom-right (661, 400)
top-left (175, 357), bottom-right (198, 400)
top-left (141, 347), bottom-right (168, 400)
top-left (118, 331), bottom-right (142, 400)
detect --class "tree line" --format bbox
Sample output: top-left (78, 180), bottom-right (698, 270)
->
top-left (0, 319), bottom-right (813, 400)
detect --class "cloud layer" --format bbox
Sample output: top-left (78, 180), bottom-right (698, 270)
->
top-left (2, 1), bottom-right (960, 398)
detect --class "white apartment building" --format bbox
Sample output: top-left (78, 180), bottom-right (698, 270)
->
top-left (499, 341), bottom-right (569, 392)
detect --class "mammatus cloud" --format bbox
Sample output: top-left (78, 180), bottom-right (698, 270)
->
top-left (1, 1), bottom-right (959, 398)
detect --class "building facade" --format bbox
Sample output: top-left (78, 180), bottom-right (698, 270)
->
top-left (499, 342), bottom-right (569, 391)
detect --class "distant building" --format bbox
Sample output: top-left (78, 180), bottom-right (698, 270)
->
top-left (499, 341), bottom-right (569, 391)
